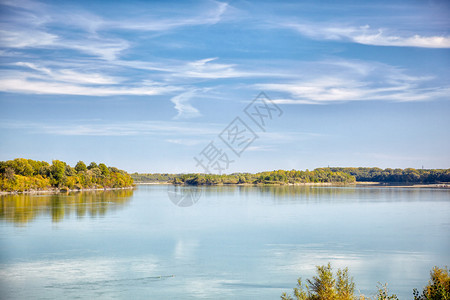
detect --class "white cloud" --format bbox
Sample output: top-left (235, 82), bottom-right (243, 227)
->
top-left (0, 0), bottom-right (230, 60)
top-left (14, 62), bottom-right (121, 84)
top-left (0, 28), bottom-right (58, 48)
top-left (0, 78), bottom-right (179, 96)
top-left (108, 1), bottom-right (229, 31)
top-left (286, 23), bottom-right (450, 48)
top-left (0, 56), bottom-right (265, 99)
top-left (245, 145), bottom-right (275, 152)
top-left (170, 90), bottom-right (202, 119)
top-left (256, 60), bottom-right (450, 104)
top-left (0, 0), bottom-right (249, 104)
top-left (1, 0), bottom-right (448, 110)
top-left (166, 139), bottom-right (204, 146)
top-left (64, 38), bottom-right (130, 61)
top-left (171, 57), bottom-right (257, 79)
top-left (0, 120), bottom-right (220, 136)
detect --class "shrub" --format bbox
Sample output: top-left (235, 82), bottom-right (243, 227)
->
top-left (281, 263), bottom-right (355, 300)
top-left (414, 266), bottom-right (450, 300)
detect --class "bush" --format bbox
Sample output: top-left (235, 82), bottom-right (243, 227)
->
top-left (414, 266), bottom-right (450, 300)
top-left (281, 263), bottom-right (355, 300)
top-left (282, 264), bottom-right (450, 300)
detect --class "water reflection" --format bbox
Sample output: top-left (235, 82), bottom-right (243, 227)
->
top-left (167, 185), bottom-right (202, 207)
top-left (197, 184), bottom-right (353, 198)
top-left (197, 185), bottom-right (448, 204)
top-left (0, 189), bottom-right (134, 224)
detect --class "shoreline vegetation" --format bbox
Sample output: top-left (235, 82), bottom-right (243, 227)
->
top-left (2, 160), bottom-right (449, 193)
top-left (281, 263), bottom-right (450, 300)
top-left (0, 158), bottom-right (134, 194)
top-left (132, 167), bottom-right (450, 187)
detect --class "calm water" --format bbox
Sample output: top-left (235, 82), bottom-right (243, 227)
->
top-left (1, 185), bottom-right (449, 299)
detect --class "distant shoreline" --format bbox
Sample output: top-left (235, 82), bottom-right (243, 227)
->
top-left (2, 182), bottom-right (448, 195)
top-left (134, 182), bottom-right (450, 188)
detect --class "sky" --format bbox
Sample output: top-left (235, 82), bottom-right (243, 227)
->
top-left (0, 0), bottom-right (449, 173)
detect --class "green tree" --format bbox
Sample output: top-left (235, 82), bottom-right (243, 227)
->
top-left (75, 161), bottom-right (87, 172)
top-left (65, 165), bottom-right (76, 177)
top-left (87, 162), bottom-right (98, 170)
top-left (10, 158), bottom-right (34, 176)
top-left (99, 163), bottom-right (110, 176)
top-left (50, 160), bottom-right (66, 186)
top-left (4, 167), bottom-right (15, 181)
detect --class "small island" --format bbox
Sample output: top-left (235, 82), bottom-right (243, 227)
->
top-left (0, 158), bottom-right (134, 193)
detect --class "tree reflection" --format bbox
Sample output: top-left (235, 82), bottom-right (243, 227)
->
top-left (0, 189), bottom-right (134, 225)
top-left (197, 185), bottom-right (428, 204)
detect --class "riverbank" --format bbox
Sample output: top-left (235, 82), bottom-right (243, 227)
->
top-left (355, 182), bottom-right (450, 188)
top-left (134, 182), bottom-right (349, 186)
top-left (134, 182), bottom-right (450, 188)
top-left (0, 186), bottom-right (135, 196)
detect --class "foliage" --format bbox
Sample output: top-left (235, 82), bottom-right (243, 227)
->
top-left (132, 169), bottom-right (356, 185)
top-left (87, 162), bottom-right (98, 170)
top-left (131, 173), bottom-right (179, 183)
top-left (331, 167), bottom-right (450, 184)
top-left (282, 264), bottom-right (449, 300)
top-left (75, 161), bottom-right (87, 172)
top-left (281, 263), bottom-right (355, 300)
top-left (413, 266), bottom-right (450, 300)
top-left (0, 158), bottom-right (134, 192)
top-left (359, 283), bottom-right (398, 300)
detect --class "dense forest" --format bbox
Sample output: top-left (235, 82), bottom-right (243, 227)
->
top-left (0, 158), bottom-right (134, 192)
top-left (133, 168), bottom-right (356, 185)
top-left (331, 167), bottom-right (450, 184)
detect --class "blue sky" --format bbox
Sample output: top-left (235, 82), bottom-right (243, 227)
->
top-left (0, 0), bottom-right (449, 173)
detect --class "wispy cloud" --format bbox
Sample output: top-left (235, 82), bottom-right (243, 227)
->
top-left (0, 120), bottom-right (221, 136)
top-left (256, 59), bottom-right (450, 104)
top-left (166, 139), bottom-right (204, 146)
top-left (285, 23), bottom-right (450, 48)
top-left (1, 0), bottom-right (448, 109)
top-left (0, 77), bottom-right (180, 96)
top-left (171, 57), bottom-right (256, 79)
top-left (245, 145), bottom-right (275, 152)
top-left (170, 90), bottom-right (202, 119)
top-left (107, 1), bottom-right (229, 32)
top-left (0, 0), bottom-right (252, 104)
top-left (14, 62), bottom-right (121, 84)
top-left (0, 0), bottom-right (230, 60)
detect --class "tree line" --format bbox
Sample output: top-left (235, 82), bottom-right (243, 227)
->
top-left (130, 167), bottom-right (450, 186)
top-left (132, 169), bottom-right (356, 185)
top-left (0, 158), bottom-right (134, 192)
top-left (131, 173), bottom-right (178, 183)
top-left (330, 167), bottom-right (450, 184)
